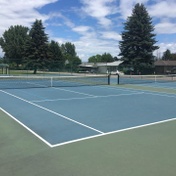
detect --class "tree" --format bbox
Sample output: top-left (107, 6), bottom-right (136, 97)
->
top-left (171, 53), bottom-right (176, 60)
top-left (88, 54), bottom-right (102, 63)
top-left (119, 3), bottom-right (159, 74)
top-left (162, 49), bottom-right (172, 60)
top-left (88, 53), bottom-right (114, 63)
top-left (61, 42), bottom-right (76, 57)
top-left (101, 53), bottom-right (114, 62)
top-left (0, 25), bottom-right (29, 67)
top-left (24, 20), bottom-right (49, 74)
top-left (61, 42), bottom-right (81, 72)
top-left (49, 40), bottom-right (64, 71)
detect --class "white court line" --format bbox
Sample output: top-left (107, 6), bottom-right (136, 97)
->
top-left (18, 81), bottom-right (97, 102)
top-left (0, 90), bottom-right (104, 135)
top-left (32, 96), bottom-right (97, 103)
top-left (133, 83), bottom-right (176, 90)
top-left (51, 117), bottom-right (176, 148)
top-left (1, 89), bottom-right (176, 148)
top-left (144, 92), bottom-right (176, 98)
top-left (112, 85), bottom-right (176, 96)
top-left (21, 80), bottom-right (97, 97)
top-left (29, 87), bottom-right (96, 103)
top-left (52, 87), bottom-right (96, 97)
top-left (31, 92), bottom-right (144, 103)
top-left (0, 107), bottom-right (52, 147)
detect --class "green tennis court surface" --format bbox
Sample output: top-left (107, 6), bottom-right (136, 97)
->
top-left (1, 109), bottom-right (176, 176)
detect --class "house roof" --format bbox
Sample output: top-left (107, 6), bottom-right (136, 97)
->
top-left (154, 60), bottom-right (176, 66)
top-left (79, 61), bottom-right (123, 68)
top-left (0, 64), bottom-right (9, 68)
top-left (106, 61), bottom-right (123, 66)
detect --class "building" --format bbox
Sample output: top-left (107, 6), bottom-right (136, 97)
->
top-left (0, 64), bottom-right (9, 74)
top-left (79, 61), bottom-right (123, 74)
top-left (154, 60), bottom-right (176, 74)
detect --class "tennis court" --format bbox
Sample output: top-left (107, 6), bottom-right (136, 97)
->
top-left (0, 74), bottom-right (176, 175)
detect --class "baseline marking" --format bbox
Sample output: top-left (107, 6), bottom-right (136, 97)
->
top-left (52, 117), bottom-right (176, 148)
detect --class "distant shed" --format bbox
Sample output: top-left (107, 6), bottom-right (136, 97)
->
top-left (0, 64), bottom-right (9, 74)
top-left (154, 60), bottom-right (176, 74)
top-left (79, 61), bottom-right (123, 74)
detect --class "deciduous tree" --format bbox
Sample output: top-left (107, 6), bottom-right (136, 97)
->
top-left (0, 25), bottom-right (29, 67)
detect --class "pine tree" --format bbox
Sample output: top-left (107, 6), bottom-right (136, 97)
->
top-left (119, 3), bottom-right (159, 74)
top-left (162, 49), bottom-right (172, 60)
top-left (49, 40), bottom-right (64, 71)
top-left (24, 20), bottom-right (49, 74)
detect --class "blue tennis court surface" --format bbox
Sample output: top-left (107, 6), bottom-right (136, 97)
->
top-left (1, 84), bottom-right (176, 147)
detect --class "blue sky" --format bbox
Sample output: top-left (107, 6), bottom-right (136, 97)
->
top-left (0, 0), bottom-right (176, 61)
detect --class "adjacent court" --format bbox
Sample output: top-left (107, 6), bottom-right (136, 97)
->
top-left (0, 74), bottom-right (176, 175)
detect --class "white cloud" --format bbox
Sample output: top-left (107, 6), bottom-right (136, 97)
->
top-left (118, 0), bottom-right (176, 35)
top-left (48, 12), bottom-right (75, 28)
top-left (73, 34), bottom-right (120, 61)
top-left (72, 26), bottom-right (92, 33)
top-left (118, 0), bottom-right (149, 19)
top-left (0, 0), bottom-right (58, 36)
top-left (147, 1), bottom-right (176, 35)
top-left (101, 31), bottom-right (121, 41)
top-left (0, 0), bottom-right (176, 62)
top-left (154, 42), bottom-right (176, 58)
top-left (155, 22), bottom-right (176, 34)
top-left (149, 1), bottom-right (176, 18)
top-left (71, 24), bottom-right (120, 61)
top-left (81, 0), bottom-right (118, 28)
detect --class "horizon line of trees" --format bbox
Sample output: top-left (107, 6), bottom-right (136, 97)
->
top-left (88, 53), bottom-right (120, 63)
top-left (0, 20), bottom-right (81, 74)
top-left (1, 3), bottom-right (176, 75)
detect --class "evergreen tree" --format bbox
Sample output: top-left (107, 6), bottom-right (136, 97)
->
top-left (24, 20), bottom-right (49, 74)
top-left (162, 49), bottom-right (172, 60)
top-left (119, 3), bottom-right (159, 74)
top-left (49, 40), bottom-right (64, 71)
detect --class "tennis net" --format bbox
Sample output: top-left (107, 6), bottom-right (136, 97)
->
top-left (118, 74), bottom-right (176, 84)
top-left (0, 75), bottom-right (110, 89)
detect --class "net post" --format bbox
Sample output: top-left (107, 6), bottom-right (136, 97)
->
top-left (51, 77), bottom-right (53, 87)
top-left (108, 74), bottom-right (110, 85)
top-left (154, 75), bottom-right (157, 83)
top-left (117, 74), bottom-right (119, 85)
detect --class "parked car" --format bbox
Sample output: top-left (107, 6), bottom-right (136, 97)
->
top-left (110, 70), bottom-right (124, 75)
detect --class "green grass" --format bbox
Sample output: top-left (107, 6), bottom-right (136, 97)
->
top-left (0, 109), bottom-right (176, 176)
top-left (8, 69), bottom-right (73, 76)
